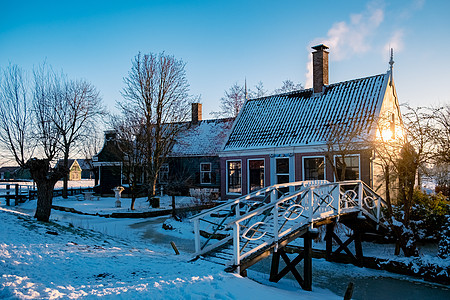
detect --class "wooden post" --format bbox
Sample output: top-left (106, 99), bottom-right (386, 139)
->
top-left (5, 185), bottom-right (10, 206)
top-left (170, 241), bottom-right (180, 255)
top-left (344, 282), bottom-right (354, 300)
top-left (14, 184), bottom-right (19, 206)
top-left (325, 222), bottom-right (335, 261)
top-left (303, 232), bottom-right (313, 291)
top-left (354, 226), bottom-right (364, 267)
top-left (269, 249), bottom-right (280, 282)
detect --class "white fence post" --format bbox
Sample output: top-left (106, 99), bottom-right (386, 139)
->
top-left (270, 189), bottom-right (277, 203)
top-left (333, 182), bottom-right (341, 215)
top-left (376, 196), bottom-right (381, 222)
top-left (308, 189), bottom-right (313, 228)
top-left (235, 201), bottom-right (240, 219)
top-left (233, 222), bottom-right (240, 272)
top-left (194, 218), bottom-right (201, 254)
top-left (273, 203), bottom-right (279, 245)
top-left (358, 181), bottom-right (363, 211)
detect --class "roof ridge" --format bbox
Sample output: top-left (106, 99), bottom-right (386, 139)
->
top-left (326, 72), bottom-right (387, 88)
top-left (246, 72), bottom-right (387, 102)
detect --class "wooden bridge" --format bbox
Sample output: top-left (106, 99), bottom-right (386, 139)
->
top-left (191, 180), bottom-right (387, 291)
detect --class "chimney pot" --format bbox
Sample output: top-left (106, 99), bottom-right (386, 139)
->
top-left (312, 44), bottom-right (329, 94)
top-left (192, 103), bottom-right (202, 124)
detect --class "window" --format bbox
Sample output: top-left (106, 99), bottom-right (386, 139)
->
top-left (158, 163), bottom-right (169, 183)
top-left (303, 157), bottom-right (325, 180)
top-left (227, 160), bottom-right (241, 194)
top-left (335, 155), bottom-right (360, 181)
top-left (276, 158), bottom-right (290, 184)
top-left (248, 159), bottom-right (264, 192)
top-left (200, 163), bottom-right (212, 184)
top-left (276, 157), bottom-right (290, 195)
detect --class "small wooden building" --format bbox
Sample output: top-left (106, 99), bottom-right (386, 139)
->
top-left (92, 105), bottom-right (234, 197)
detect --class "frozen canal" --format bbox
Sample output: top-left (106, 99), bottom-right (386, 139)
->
top-left (123, 216), bottom-right (450, 300)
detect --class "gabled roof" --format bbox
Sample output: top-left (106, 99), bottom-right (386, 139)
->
top-left (223, 72), bottom-right (389, 151)
top-left (170, 118), bottom-right (234, 156)
top-left (55, 159), bottom-right (91, 170)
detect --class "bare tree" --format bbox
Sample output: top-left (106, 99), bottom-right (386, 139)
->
top-left (273, 79), bottom-right (303, 94)
top-left (212, 83), bottom-right (246, 118)
top-left (431, 105), bottom-right (450, 164)
top-left (322, 119), bottom-right (366, 181)
top-left (0, 64), bottom-right (33, 164)
top-left (250, 81), bottom-right (267, 98)
top-left (50, 77), bottom-right (104, 198)
top-left (0, 64), bottom-right (68, 221)
top-left (111, 111), bottom-right (147, 210)
top-left (370, 105), bottom-right (438, 256)
top-left (119, 52), bottom-right (191, 200)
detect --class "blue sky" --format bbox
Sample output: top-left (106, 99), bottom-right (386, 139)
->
top-left (1, 0), bottom-right (449, 118)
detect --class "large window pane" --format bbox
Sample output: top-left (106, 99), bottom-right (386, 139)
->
top-left (304, 157), bottom-right (325, 180)
top-left (336, 156), bottom-right (359, 181)
top-left (276, 158), bottom-right (289, 174)
top-left (249, 159), bottom-right (264, 192)
top-left (227, 161), bottom-right (241, 194)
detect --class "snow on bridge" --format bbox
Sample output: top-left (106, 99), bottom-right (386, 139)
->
top-left (191, 180), bottom-right (387, 290)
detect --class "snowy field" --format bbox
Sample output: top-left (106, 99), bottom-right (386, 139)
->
top-left (0, 180), bottom-right (95, 191)
top-left (45, 195), bottom-right (196, 215)
top-left (1, 194), bottom-right (449, 299)
top-left (0, 207), bottom-right (338, 299)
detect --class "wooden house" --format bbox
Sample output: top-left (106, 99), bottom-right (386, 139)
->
top-left (55, 159), bottom-right (95, 181)
top-left (92, 104), bottom-right (234, 197)
top-left (219, 44), bottom-right (402, 200)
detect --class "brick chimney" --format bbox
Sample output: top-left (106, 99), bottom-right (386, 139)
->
top-left (312, 44), bottom-right (329, 94)
top-left (191, 103), bottom-right (202, 124)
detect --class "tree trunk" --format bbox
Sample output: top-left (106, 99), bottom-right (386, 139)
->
top-left (171, 195), bottom-right (176, 218)
top-left (62, 151), bottom-right (69, 199)
top-left (25, 158), bottom-right (67, 222)
top-left (34, 180), bottom-right (56, 222)
top-left (384, 166), bottom-right (393, 216)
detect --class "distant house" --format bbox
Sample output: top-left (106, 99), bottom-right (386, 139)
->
top-left (55, 159), bottom-right (94, 181)
top-left (92, 104), bottom-right (234, 196)
top-left (0, 166), bottom-right (31, 180)
top-left (219, 44), bottom-right (402, 200)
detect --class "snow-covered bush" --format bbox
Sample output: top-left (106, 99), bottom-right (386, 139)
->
top-left (438, 215), bottom-right (450, 259)
top-left (410, 189), bottom-right (449, 241)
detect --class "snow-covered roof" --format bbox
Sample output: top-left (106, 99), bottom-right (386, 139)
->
top-left (170, 118), bottom-right (234, 156)
top-left (223, 72), bottom-right (389, 151)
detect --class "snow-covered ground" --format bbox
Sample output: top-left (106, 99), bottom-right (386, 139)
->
top-left (1, 195), bottom-right (449, 299)
top-left (0, 207), bottom-right (338, 299)
top-left (41, 195), bottom-right (196, 215)
top-left (0, 179), bottom-right (95, 191)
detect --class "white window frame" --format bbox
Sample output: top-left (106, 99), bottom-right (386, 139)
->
top-left (247, 158), bottom-right (265, 193)
top-left (275, 157), bottom-right (290, 184)
top-left (226, 159), bottom-right (242, 195)
top-left (302, 155), bottom-right (326, 181)
top-left (200, 162), bottom-right (212, 184)
top-left (333, 154), bottom-right (361, 181)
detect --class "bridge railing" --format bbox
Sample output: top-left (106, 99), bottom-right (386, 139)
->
top-left (191, 180), bottom-right (386, 267)
top-left (190, 180), bottom-right (328, 256)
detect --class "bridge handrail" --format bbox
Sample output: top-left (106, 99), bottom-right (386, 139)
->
top-left (190, 180), bottom-right (328, 222)
top-left (192, 180), bottom-right (386, 266)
